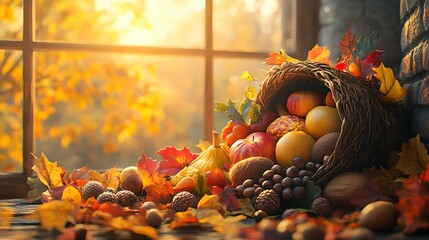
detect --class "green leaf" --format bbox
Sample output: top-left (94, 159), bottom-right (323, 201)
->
top-left (354, 32), bottom-right (380, 58)
top-left (194, 172), bottom-right (209, 196)
top-left (240, 97), bottom-right (252, 120)
top-left (285, 181), bottom-right (321, 209)
top-left (248, 102), bottom-right (261, 124)
top-left (227, 99), bottom-right (244, 122)
top-left (214, 101), bottom-right (228, 113)
top-left (26, 176), bottom-right (48, 202)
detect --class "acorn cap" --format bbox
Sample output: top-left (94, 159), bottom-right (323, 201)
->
top-left (116, 190), bottom-right (138, 207)
top-left (255, 189), bottom-right (281, 215)
top-left (97, 191), bottom-right (118, 204)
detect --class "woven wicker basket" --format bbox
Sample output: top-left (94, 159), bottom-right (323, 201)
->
top-left (256, 61), bottom-right (403, 187)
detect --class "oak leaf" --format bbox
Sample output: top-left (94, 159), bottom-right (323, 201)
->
top-left (373, 63), bottom-right (405, 102)
top-left (155, 146), bottom-right (198, 176)
top-left (31, 153), bottom-right (65, 190)
top-left (337, 30), bottom-right (357, 63)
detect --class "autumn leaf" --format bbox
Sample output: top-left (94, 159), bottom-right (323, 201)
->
top-left (240, 71), bottom-right (255, 82)
top-left (68, 165), bottom-right (90, 188)
top-left (347, 58), bottom-right (374, 80)
top-left (362, 167), bottom-right (401, 197)
top-left (307, 44), bottom-right (332, 65)
top-left (243, 86), bottom-right (258, 101)
top-left (138, 152), bottom-right (175, 203)
top-left (88, 168), bottom-right (119, 190)
top-left (0, 203), bottom-right (13, 230)
top-left (337, 30), bottom-right (357, 63)
top-left (421, 163), bottom-right (429, 183)
top-left (58, 225), bottom-right (94, 240)
top-left (195, 139), bottom-right (211, 152)
top-left (97, 202), bottom-right (129, 218)
top-left (373, 63), bottom-right (405, 102)
top-left (29, 200), bottom-right (79, 231)
top-left (62, 185), bottom-right (82, 204)
top-left (31, 153), bottom-right (65, 190)
top-left (197, 194), bottom-right (224, 213)
top-left (265, 49), bottom-right (299, 65)
top-left (396, 175), bottom-right (429, 234)
top-left (229, 198), bottom-right (255, 217)
top-left (212, 185), bottom-right (240, 212)
top-left (26, 176), bottom-right (48, 202)
top-left (393, 135), bottom-right (429, 176)
top-left (198, 209), bottom-right (246, 236)
top-left (155, 146), bottom-right (199, 176)
top-left (109, 215), bottom-right (158, 239)
top-left (364, 50), bottom-right (383, 67)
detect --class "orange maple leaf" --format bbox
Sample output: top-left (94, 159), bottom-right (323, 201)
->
top-left (307, 44), bottom-right (332, 65)
top-left (155, 146), bottom-right (198, 176)
top-left (88, 168), bottom-right (119, 190)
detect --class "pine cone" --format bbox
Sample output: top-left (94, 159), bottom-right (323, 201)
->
top-left (97, 191), bottom-right (118, 204)
top-left (255, 189), bottom-right (280, 215)
top-left (311, 197), bottom-right (330, 216)
top-left (116, 190), bottom-right (138, 207)
top-left (82, 181), bottom-right (105, 200)
top-left (172, 191), bottom-right (198, 212)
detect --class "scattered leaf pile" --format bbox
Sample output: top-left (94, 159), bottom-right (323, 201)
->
top-left (21, 30), bottom-right (429, 239)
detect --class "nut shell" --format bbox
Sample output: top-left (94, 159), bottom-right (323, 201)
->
top-left (266, 115), bottom-right (305, 140)
top-left (82, 181), bottom-right (105, 200)
top-left (116, 190), bottom-right (138, 207)
top-left (172, 191), bottom-right (198, 212)
top-left (97, 191), bottom-right (118, 204)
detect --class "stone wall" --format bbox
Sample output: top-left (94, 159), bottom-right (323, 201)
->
top-left (400, 0), bottom-right (429, 146)
top-left (319, 0), bottom-right (402, 70)
top-left (318, 0), bottom-right (429, 147)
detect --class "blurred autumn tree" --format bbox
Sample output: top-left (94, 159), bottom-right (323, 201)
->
top-left (0, 0), bottom-right (283, 172)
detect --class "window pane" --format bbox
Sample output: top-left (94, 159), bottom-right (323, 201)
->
top-left (35, 52), bottom-right (204, 170)
top-left (35, 0), bottom-right (204, 48)
top-left (213, 57), bottom-right (269, 132)
top-left (0, 50), bottom-right (23, 173)
top-left (0, 0), bottom-right (23, 40)
top-left (213, 0), bottom-right (289, 52)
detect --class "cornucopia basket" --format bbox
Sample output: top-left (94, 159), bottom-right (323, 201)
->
top-left (256, 61), bottom-right (404, 187)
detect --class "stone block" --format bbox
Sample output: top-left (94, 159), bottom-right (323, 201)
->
top-left (400, 43), bottom-right (424, 80)
top-left (401, 6), bottom-right (424, 51)
top-left (412, 107), bottom-right (429, 142)
top-left (400, 0), bottom-right (422, 21)
top-left (405, 77), bottom-right (429, 105)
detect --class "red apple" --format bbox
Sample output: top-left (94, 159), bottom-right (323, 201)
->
top-left (229, 132), bottom-right (277, 164)
top-left (249, 111), bottom-right (279, 133)
top-left (286, 91), bottom-right (323, 117)
top-left (325, 91), bottom-right (336, 107)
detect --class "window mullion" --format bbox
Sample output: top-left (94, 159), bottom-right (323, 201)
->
top-left (22, 0), bottom-right (35, 177)
top-left (204, 0), bottom-right (213, 141)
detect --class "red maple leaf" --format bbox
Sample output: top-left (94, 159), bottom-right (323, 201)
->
top-left (364, 50), bottom-right (384, 67)
top-left (155, 146), bottom-right (199, 176)
top-left (137, 152), bottom-right (174, 204)
top-left (212, 185), bottom-right (240, 212)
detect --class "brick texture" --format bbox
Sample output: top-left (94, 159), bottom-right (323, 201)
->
top-left (401, 6), bottom-right (424, 51)
top-left (400, 0), bottom-right (421, 21)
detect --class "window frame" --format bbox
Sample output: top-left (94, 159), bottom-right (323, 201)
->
top-left (0, 0), bottom-right (320, 199)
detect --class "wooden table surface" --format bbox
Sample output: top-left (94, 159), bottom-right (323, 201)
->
top-left (2, 199), bottom-right (429, 240)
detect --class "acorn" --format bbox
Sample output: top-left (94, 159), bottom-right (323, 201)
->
top-left (311, 197), bottom-right (330, 216)
top-left (97, 191), bottom-right (118, 204)
top-left (254, 189), bottom-right (280, 215)
top-left (82, 181), bottom-right (105, 200)
top-left (172, 191), bottom-right (198, 212)
top-left (116, 190), bottom-right (138, 207)
top-left (146, 208), bottom-right (163, 228)
top-left (120, 166), bottom-right (143, 195)
top-left (142, 201), bottom-right (157, 211)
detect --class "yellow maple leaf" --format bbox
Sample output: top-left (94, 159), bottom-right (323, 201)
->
top-left (0, 203), bottom-right (13, 230)
top-left (109, 216), bottom-right (158, 239)
top-left (393, 135), bottom-right (429, 175)
top-left (307, 44), bottom-right (332, 65)
top-left (243, 86), bottom-right (257, 101)
top-left (29, 200), bottom-right (79, 231)
top-left (32, 153), bottom-right (64, 190)
top-left (197, 194), bottom-right (223, 212)
top-left (373, 63), bottom-right (405, 102)
top-left (240, 71), bottom-right (255, 82)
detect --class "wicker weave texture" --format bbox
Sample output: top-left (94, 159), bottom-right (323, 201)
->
top-left (256, 61), bottom-right (402, 186)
